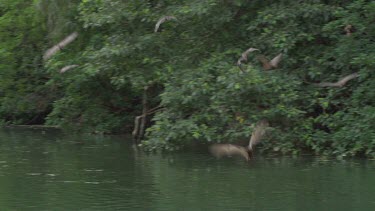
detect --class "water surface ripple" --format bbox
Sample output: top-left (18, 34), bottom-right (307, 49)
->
top-left (0, 128), bottom-right (374, 210)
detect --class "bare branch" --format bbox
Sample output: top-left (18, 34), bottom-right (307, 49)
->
top-left (43, 32), bottom-right (78, 60)
top-left (248, 119), bottom-right (269, 150)
top-left (138, 86), bottom-right (150, 141)
top-left (132, 105), bottom-right (164, 142)
top-left (154, 16), bottom-right (177, 32)
top-left (315, 72), bottom-right (359, 88)
top-left (132, 116), bottom-right (142, 140)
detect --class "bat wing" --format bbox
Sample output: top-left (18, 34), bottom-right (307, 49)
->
top-left (269, 53), bottom-right (282, 68)
top-left (43, 32), bottom-right (78, 60)
top-left (237, 48), bottom-right (259, 72)
top-left (60, 65), bottom-right (79, 73)
top-left (241, 48), bottom-right (259, 61)
top-left (209, 144), bottom-right (250, 161)
top-left (257, 55), bottom-right (272, 70)
top-left (315, 82), bottom-right (339, 87)
top-left (154, 16), bottom-right (177, 32)
top-left (337, 72), bottom-right (359, 86)
top-left (316, 72), bottom-right (359, 87)
top-left (344, 25), bottom-right (353, 36)
top-left (237, 58), bottom-right (245, 72)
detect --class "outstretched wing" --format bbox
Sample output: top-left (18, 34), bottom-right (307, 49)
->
top-left (60, 65), bottom-right (79, 73)
top-left (43, 32), bottom-right (78, 60)
top-left (344, 25), bottom-right (353, 36)
top-left (316, 72), bottom-right (359, 87)
top-left (257, 55), bottom-right (272, 70)
top-left (315, 82), bottom-right (338, 87)
top-left (269, 53), bottom-right (282, 68)
top-left (249, 119), bottom-right (269, 150)
top-left (154, 16), bottom-right (177, 32)
top-left (241, 48), bottom-right (259, 61)
top-left (237, 58), bottom-right (245, 72)
top-left (237, 48), bottom-right (259, 72)
top-left (336, 72), bottom-right (359, 87)
top-left (209, 144), bottom-right (250, 161)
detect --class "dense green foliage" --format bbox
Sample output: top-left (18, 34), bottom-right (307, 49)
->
top-left (0, 0), bottom-right (49, 124)
top-left (0, 0), bottom-right (374, 157)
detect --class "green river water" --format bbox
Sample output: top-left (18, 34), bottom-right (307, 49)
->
top-left (0, 127), bottom-right (374, 210)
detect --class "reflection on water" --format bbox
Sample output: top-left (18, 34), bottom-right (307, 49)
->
top-left (0, 127), bottom-right (374, 210)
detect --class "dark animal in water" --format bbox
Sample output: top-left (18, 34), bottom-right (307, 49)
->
top-left (209, 119), bottom-right (269, 161)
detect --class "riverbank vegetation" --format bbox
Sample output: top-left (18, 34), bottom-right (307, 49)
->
top-left (0, 0), bottom-right (374, 157)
